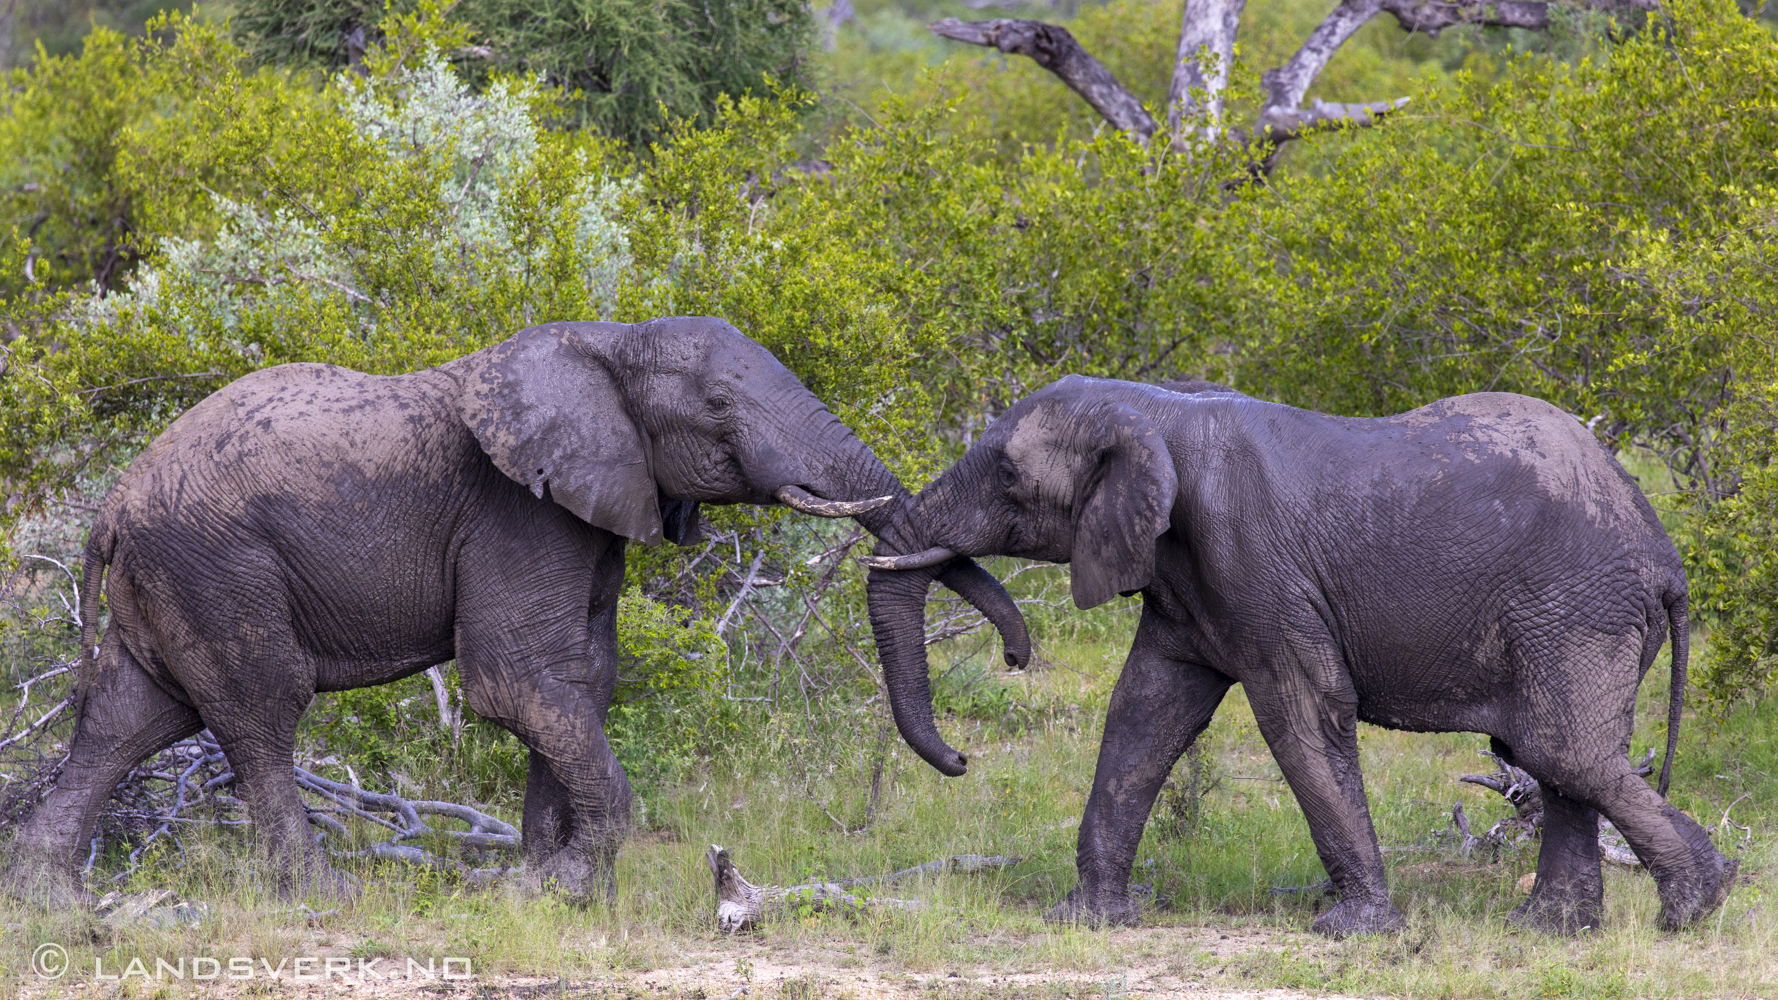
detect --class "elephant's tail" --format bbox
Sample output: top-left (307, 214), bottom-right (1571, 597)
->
top-left (1658, 592), bottom-right (1689, 799)
top-left (78, 510), bottom-right (118, 684)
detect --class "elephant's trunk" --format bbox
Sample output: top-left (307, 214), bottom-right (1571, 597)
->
top-left (792, 413), bottom-right (1030, 680)
top-left (933, 559), bottom-right (1029, 668)
top-left (867, 563), bottom-right (970, 777)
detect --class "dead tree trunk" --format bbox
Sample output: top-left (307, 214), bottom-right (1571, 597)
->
top-left (930, 0), bottom-right (1659, 174)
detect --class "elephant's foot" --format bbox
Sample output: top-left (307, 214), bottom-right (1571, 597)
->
top-left (1506, 851), bottom-right (1605, 936)
top-left (1506, 884), bottom-right (1603, 935)
top-left (1042, 885), bottom-right (1141, 928)
top-left (1310, 897), bottom-right (1405, 938)
top-left (1656, 851), bottom-right (1738, 931)
top-left (532, 843), bottom-right (617, 904)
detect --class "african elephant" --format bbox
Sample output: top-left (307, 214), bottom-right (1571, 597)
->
top-left (5, 317), bottom-right (1029, 906)
top-left (861, 375), bottom-right (1736, 937)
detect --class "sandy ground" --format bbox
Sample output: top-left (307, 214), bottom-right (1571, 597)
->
top-left (16, 927), bottom-right (1348, 999)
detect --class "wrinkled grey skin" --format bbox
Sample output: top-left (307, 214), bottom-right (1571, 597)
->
top-left (866, 375), bottom-right (1735, 938)
top-left (5, 317), bottom-right (1028, 907)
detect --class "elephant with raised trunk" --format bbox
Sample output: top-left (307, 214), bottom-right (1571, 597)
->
top-left (862, 375), bottom-right (1735, 937)
top-left (5, 317), bottom-right (1029, 906)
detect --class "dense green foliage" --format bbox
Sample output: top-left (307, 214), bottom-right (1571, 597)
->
top-left (3, 0), bottom-right (1778, 809)
top-left (231, 0), bottom-right (815, 147)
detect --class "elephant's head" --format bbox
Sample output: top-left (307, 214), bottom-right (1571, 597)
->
top-left (448, 318), bottom-right (903, 543)
top-left (446, 315), bottom-right (1032, 659)
top-left (861, 375), bottom-right (1179, 776)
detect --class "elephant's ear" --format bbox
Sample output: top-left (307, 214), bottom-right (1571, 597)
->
top-left (1069, 404), bottom-right (1178, 610)
top-left (456, 323), bottom-right (664, 545)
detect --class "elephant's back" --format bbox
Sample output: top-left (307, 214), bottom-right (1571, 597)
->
top-left (113, 363), bottom-right (465, 522)
top-left (94, 362), bottom-right (486, 675)
top-left (1387, 393), bottom-right (1668, 551)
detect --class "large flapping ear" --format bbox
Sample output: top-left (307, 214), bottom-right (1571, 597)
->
top-left (455, 323), bottom-right (665, 545)
top-left (1070, 403), bottom-right (1178, 609)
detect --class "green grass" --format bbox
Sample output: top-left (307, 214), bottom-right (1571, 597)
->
top-left (2, 625), bottom-right (1772, 998)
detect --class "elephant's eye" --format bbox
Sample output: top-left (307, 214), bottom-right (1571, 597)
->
top-left (707, 396), bottom-right (732, 415)
top-left (997, 459), bottom-right (1020, 491)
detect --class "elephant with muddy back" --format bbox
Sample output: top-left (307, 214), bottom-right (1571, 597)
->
top-left (862, 375), bottom-right (1737, 937)
top-left (3, 317), bottom-right (1030, 906)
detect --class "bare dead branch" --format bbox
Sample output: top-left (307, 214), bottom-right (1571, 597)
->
top-left (928, 18), bottom-right (1157, 140)
top-left (707, 844), bottom-right (1018, 932)
top-left (1454, 748), bottom-right (1656, 868)
top-left (1252, 97), bottom-right (1412, 142)
top-left (0, 696), bottom-right (72, 753)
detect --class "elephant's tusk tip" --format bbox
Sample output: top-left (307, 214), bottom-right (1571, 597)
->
top-left (858, 545), bottom-right (958, 572)
top-left (774, 485), bottom-right (895, 518)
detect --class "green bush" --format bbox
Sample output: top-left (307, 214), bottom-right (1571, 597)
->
top-left (231, 0), bottom-right (815, 148)
top-left (8, 0), bottom-right (1778, 804)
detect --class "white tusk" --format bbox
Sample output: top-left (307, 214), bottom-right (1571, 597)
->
top-left (857, 546), bottom-right (958, 571)
top-left (774, 485), bottom-right (894, 518)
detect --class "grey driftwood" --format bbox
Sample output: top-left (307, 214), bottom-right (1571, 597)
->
top-left (706, 845), bottom-right (1019, 932)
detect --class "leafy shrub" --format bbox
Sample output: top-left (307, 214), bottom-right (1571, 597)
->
top-left (231, 0), bottom-right (815, 147)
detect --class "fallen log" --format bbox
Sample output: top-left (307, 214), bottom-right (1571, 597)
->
top-left (706, 845), bottom-right (1019, 932)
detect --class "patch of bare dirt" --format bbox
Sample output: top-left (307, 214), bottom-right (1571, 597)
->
top-left (18, 927), bottom-right (1346, 1000)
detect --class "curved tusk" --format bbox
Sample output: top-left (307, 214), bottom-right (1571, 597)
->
top-left (774, 484), bottom-right (895, 518)
top-left (857, 546), bottom-right (958, 572)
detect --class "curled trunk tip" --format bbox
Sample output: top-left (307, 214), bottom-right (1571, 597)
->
top-left (867, 565), bottom-right (972, 778)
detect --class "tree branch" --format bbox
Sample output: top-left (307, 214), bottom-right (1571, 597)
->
top-left (1261, 0), bottom-right (1385, 114)
top-left (929, 18), bottom-right (1157, 140)
top-left (1168, 0), bottom-right (1247, 139)
top-left (1377, 0), bottom-right (1657, 34)
top-left (1252, 97), bottom-right (1412, 141)
top-left (1379, 0), bottom-right (1549, 32)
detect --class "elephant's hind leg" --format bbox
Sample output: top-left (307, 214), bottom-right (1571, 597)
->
top-left (186, 640), bottom-right (341, 901)
top-left (1506, 788), bottom-right (1604, 934)
top-left (1507, 631), bottom-right (1735, 932)
top-left (4, 630), bottom-right (201, 906)
top-left (1537, 756), bottom-right (1733, 932)
top-left (522, 754), bottom-right (575, 863)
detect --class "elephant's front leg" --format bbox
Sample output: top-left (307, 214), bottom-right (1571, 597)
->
top-left (1047, 619), bottom-right (1232, 927)
top-left (520, 602), bottom-right (623, 865)
top-left (464, 642), bottom-right (632, 901)
top-left (458, 531), bottom-right (634, 902)
top-left (1245, 627), bottom-right (1402, 937)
